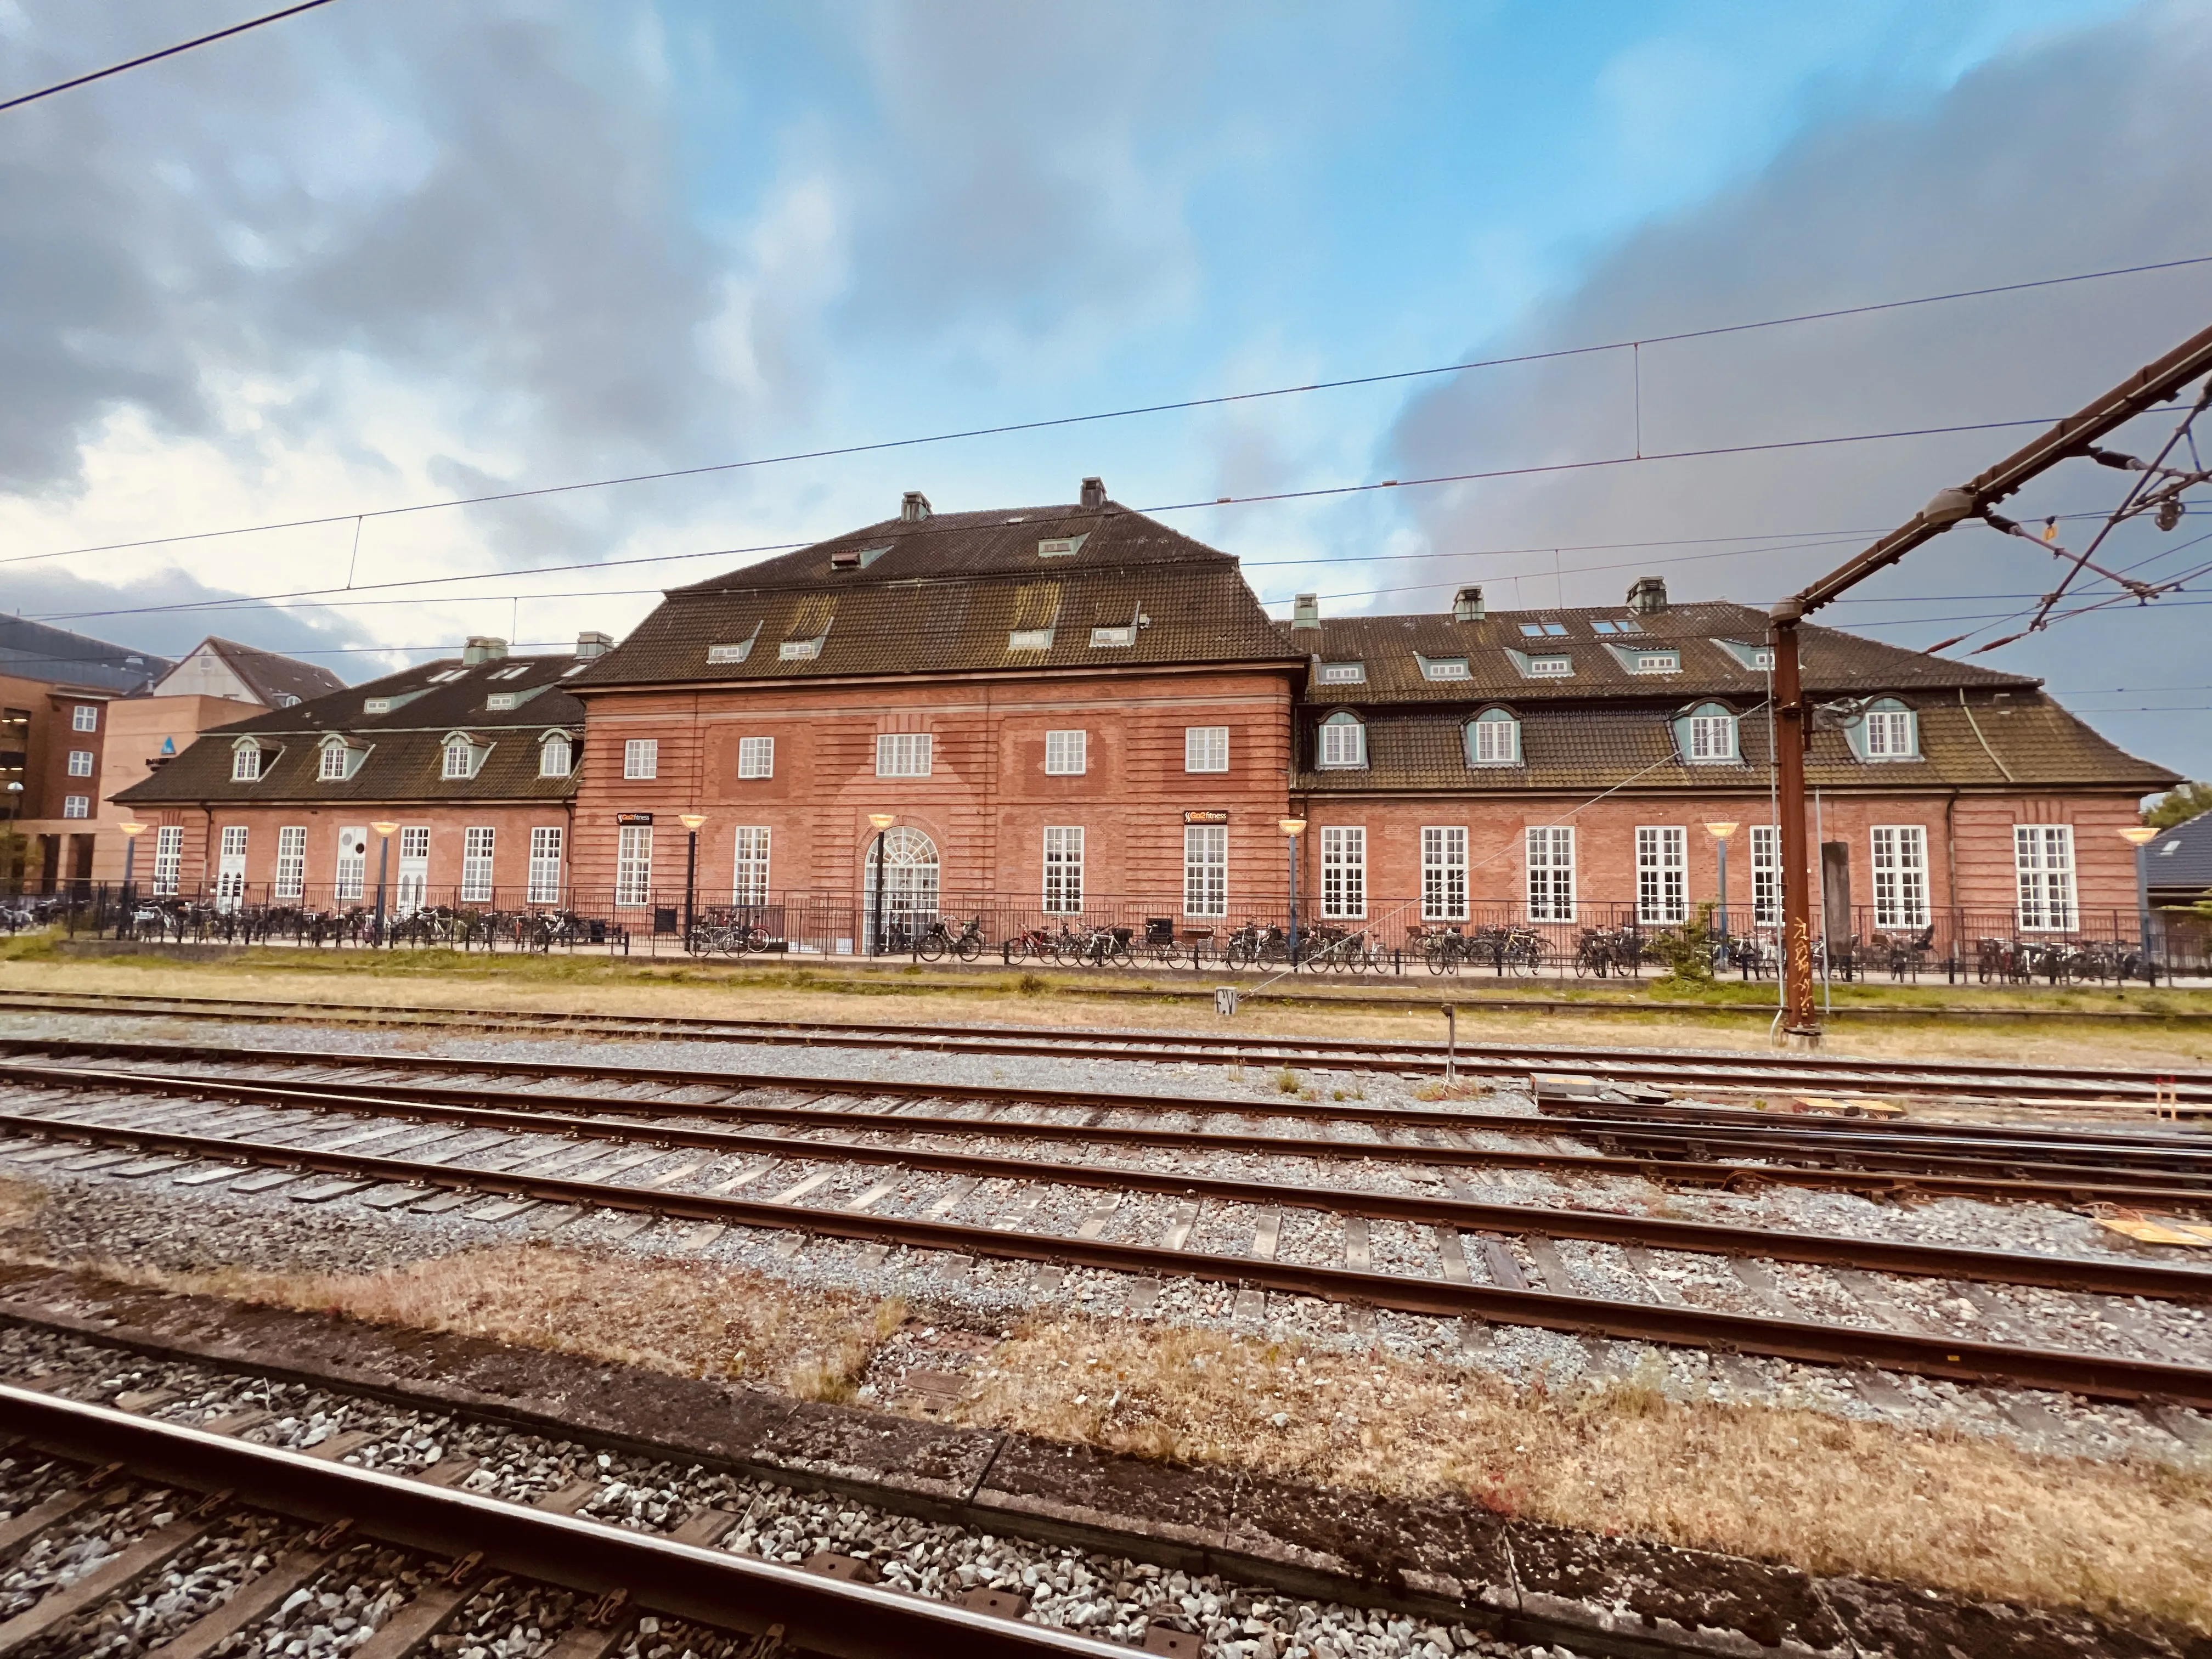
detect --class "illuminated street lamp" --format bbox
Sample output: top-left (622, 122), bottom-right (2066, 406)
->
top-left (2119, 824), bottom-right (2160, 981)
top-left (1705, 821), bottom-right (1741, 945)
top-left (370, 821), bottom-right (399, 946)
top-left (1279, 818), bottom-right (1307, 964)
top-left (679, 812), bottom-right (708, 947)
top-left (867, 813), bottom-right (897, 957)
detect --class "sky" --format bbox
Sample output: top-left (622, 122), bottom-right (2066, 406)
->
top-left (1, 0), bottom-right (2208, 781)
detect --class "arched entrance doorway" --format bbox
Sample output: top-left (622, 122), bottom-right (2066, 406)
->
top-left (864, 826), bottom-right (940, 951)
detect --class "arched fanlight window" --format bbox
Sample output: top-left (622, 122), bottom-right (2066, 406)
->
top-left (1849, 697), bottom-right (1919, 761)
top-left (538, 730), bottom-right (575, 777)
top-left (1673, 701), bottom-right (1740, 764)
top-left (1317, 710), bottom-right (1366, 769)
top-left (1464, 707), bottom-right (1520, 767)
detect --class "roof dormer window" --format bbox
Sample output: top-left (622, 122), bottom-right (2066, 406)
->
top-left (1675, 702), bottom-right (1740, 764)
top-left (1038, 533), bottom-right (1089, 558)
top-left (1419, 655), bottom-right (1470, 681)
top-left (1849, 697), bottom-right (1921, 762)
top-left (1008, 628), bottom-right (1055, 651)
top-left (1714, 638), bottom-right (1775, 671)
top-left (539, 730), bottom-right (574, 777)
top-left (1090, 624), bottom-right (1136, 648)
top-left (1317, 711), bottom-right (1366, 770)
top-left (1522, 653), bottom-right (1572, 678)
top-left (1465, 708), bottom-right (1520, 766)
top-left (230, 738), bottom-right (275, 782)
top-left (442, 732), bottom-right (490, 780)
top-left (316, 735), bottom-right (368, 782)
top-left (778, 637), bottom-right (822, 661)
top-left (1318, 662), bottom-right (1365, 685)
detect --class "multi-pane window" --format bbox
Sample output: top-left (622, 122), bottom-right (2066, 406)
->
top-left (732, 827), bottom-right (771, 905)
top-left (2015, 825), bottom-right (2076, 931)
top-left (876, 733), bottom-right (932, 777)
top-left (71, 705), bottom-right (98, 732)
top-left (443, 741), bottom-right (476, 780)
top-left (622, 738), bottom-right (658, 780)
top-left (1183, 823), bottom-right (1227, 917)
top-left (1044, 730), bottom-right (1087, 775)
top-left (528, 826), bottom-right (563, 904)
top-left (540, 736), bottom-right (572, 777)
top-left (1318, 714), bottom-right (1364, 769)
top-left (153, 826), bottom-right (182, 895)
top-left (1525, 826), bottom-right (1575, 922)
top-left (216, 825), bottom-right (247, 907)
top-left (62, 795), bottom-right (88, 819)
top-left (1421, 826), bottom-right (1468, 922)
top-left (335, 828), bottom-right (366, 901)
top-left (1750, 825), bottom-right (1779, 927)
top-left (1043, 826), bottom-right (1085, 912)
top-left (320, 743), bottom-right (350, 781)
top-left (616, 823), bottom-right (653, 907)
top-left (232, 746), bottom-right (262, 782)
top-left (461, 827), bottom-right (496, 904)
top-left (1320, 826), bottom-right (1365, 919)
top-left (1467, 711), bottom-right (1519, 765)
top-left (1636, 826), bottom-right (1688, 924)
top-left (1864, 707), bottom-right (1917, 759)
top-left (1687, 713), bottom-right (1737, 763)
top-left (275, 826), bottom-right (307, 900)
top-left (66, 749), bottom-right (93, 776)
top-left (397, 826), bottom-right (430, 912)
top-left (1183, 726), bottom-right (1228, 773)
top-left (737, 736), bottom-right (774, 778)
top-left (1870, 826), bottom-right (1929, 928)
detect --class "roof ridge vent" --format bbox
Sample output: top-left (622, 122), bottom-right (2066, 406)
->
top-left (901, 490), bottom-right (932, 523)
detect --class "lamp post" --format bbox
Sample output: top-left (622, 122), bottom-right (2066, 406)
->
top-left (117, 821), bottom-right (146, 935)
top-left (867, 813), bottom-right (896, 957)
top-left (1278, 818), bottom-right (1307, 965)
top-left (1704, 821), bottom-right (1741, 948)
top-left (369, 821), bottom-right (399, 947)
top-left (679, 812), bottom-right (707, 950)
top-left (2, 781), bottom-right (21, 901)
top-left (2119, 824), bottom-right (2160, 982)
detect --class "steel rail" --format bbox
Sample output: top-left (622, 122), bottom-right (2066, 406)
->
top-left (7, 1040), bottom-right (2211, 1203)
top-left (3, 989), bottom-right (2205, 1102)
top-left (14, 1065), bottom-right (2212, 1300)
top-left (0, 1385), bottom-right (1125, 1659)
top-left (7, 1104), bottom-right (2210, 1403)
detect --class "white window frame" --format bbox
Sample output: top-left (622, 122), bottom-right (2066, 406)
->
top-left (1750, 825), bottom-right (1778, 928)
top-left (1637, 826), bottom-right (1688, 924)
top-left (732, 826), bottom-right (771, 906)
top-left (1870, 826), bottom-right (1930, 929)
top-left (1183, 726), bottom-right (1228, 774)
top-left (2015, 825), bottom-right (2076, 932)
top-left (71, 704), bottom-right (98, 733)
top-left (66, 749), bottom-right (93, 777)
top-left (1320, 826), bottom-right (1365, 919)
top-left (1043, 826), bottom-right (1085, 913)
top-left (1043, 730), bottom-right (1087, 776)
top-left (335, 827), bottom-right (366, 902)
top-left (1527, 655), bottom-right (1572, 678)
top-left (1421, 657), bottom-right (1470, 682)
top-left (622, 738), bottom-right (658, 780)
top-left (1317, 714), bottom-right (1365, 770)
top-left (275, 826), bottom-right (307, 900)
top-left (737, 735), bottom-right (775, 779)
top-left (231, 746), bottom-right (262, 782)
top-left (396, 826), bottom-right (430, 912)
top-left (1468, 712), bottom-right (1519, 766)
top-left (153, 826), bottom-right (183, 895)
top-left (1687, 713), bottom-right (1737, 763)
top-left (1525, 826), bottom-right (1574, 923)
top-left (517, 827), bottom-right (558, 904)
top-left (1632, 652), bottom-right (1679, 674)
top-left (875, 732), bottom-right (933, 777)
top-left (62, 795), bottom-right (88, 819)
top-left (1183, 823), bottom-right (1227, 917)
top-left (539, 735), bottom-right (573, 777)
top-left (443, 741), bottom-right (478, 781)
top-left (616, 823), bottom-right (653, 907)
top-left (1318, 662), bottom-right (1364, 685)
top-left (460, 826), bottom-right (496, 904)
top-left (320, 743), bottom-right (351, 781)
top-left (1864, 707), bottom-right (1917, 760)
top-left (1421, 826), bottom-right (1469, 922)
top-left (216, 825), bottom-right (248, 908)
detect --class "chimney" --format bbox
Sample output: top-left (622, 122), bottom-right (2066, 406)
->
top-left (1291, 593), bottom-right (1321, 630)
top-left (574, 630), bottom-right (613, 660)
top-left (1626, 576), bottom-right (1668, 615)
top-left (1453, 585), bottom-right (1485, 623)
top-left (900, 490), bottom-right (932, 523)
top-left (1080, 476), bottom-right (1107, 509)
top-left (462, 635), bottom-right (509, 665)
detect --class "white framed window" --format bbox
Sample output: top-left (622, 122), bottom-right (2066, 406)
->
top-left (460, 827), bottom-right (495, 904)
top-left (1317, 713), bottom-right (1365, 769)
top-left (1632, 652), bottom-right (1679, 674)
top-left (1466, 710), bottom-right (1519, 766)
top-left (1183, 823), bottom-right (1227, 917)
top-left (1421, 826), bottom-right (1468, 922)
top-left (737, 736), bottom-right (775, 778)
top-left (512, 826), bottom-right (555, 904)
top-left (216, 825), bottom-right (248, 907)
top-left (335, 827), bottom-right (367, 902)
top-left (1871, 826), bottom-right (1929, 929)
top-left (320, 743), bottom-right (351, 781)
top-left (1750, 825), bottom-right (1778, 927)
top-left (1519, 621), bottom-right (1568, 637)
top-left (231, 746), bottom-right (263, 782)
top-left (1421, 657), bottom-right (1470, 681)
top-left (153, 825), bottom-right (182, 895)
top-left (396, 826), bottom-right (428, 912)
top-left (443, 740), bottom-right (479, 780)
top-left (1320, 826), bottom-right (1365, 919)
top-left (2015, 825), bottom-right (2076, 931)
top-left (62, 795), bottom-right (88, 819)
top-left (876, 732), bottom-right (933, 777)
top-left (275, 826), bottom-right (306, 900)
top-left (622, 738), bottom-right (658, 780)
top-left (1044, 730), bottom-right (1087, 776)
top-left (539, 735), bottom-right (572, 777)
top-left (1637, 826), bottom-right (1688, 924)
top-left (707, 642), bottom-right (752, 664)
top-left (733, 826), bottom-right (771, 906)
top-left (1527, 655), bottom-right (1572, 678)
top-left (71, 705), bottom-right (99, 732)
top-left (1687, 712), bottom-right (1737, 763)
top-left (1864, 707), bottom-right (1918, 760)
top-left (1043, 826), bottom-right (1084, 912)
top-left (1526, 826), bottom-right (1574, 922)
top-left (1183, 726), bottom-right (1228, 773)
top-left (66, 749), bottom-right (93, 777)
top-left (1318, 662), bottom-right (1364, 685)
top-left (778, 638), bottom-right (821, 661)
top-left (1007, 628), bottom-right (1054, 651)
top-left (616, 823), bottom-right (653, 907)
top-left (1088, 624), bottom-right (1136, 648)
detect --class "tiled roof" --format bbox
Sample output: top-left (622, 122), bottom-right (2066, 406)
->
top-left (573, 500), bottom-right (1295, 688)
top-left (199, 636), bottom-right (347, 707)
top-left (1295, 696), bottom-right (2177, 794)
top-left (1283, 600), bottom-right (2036, 706)
top-left (114, 652), bottom-right (585, 806)
top-left (2146, 811), bottom-right (2212, 901)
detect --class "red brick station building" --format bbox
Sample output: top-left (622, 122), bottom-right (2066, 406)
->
top-left (119, 479), bottom-right (2174, 954)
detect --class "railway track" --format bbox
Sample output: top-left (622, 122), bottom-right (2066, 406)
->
top-left (4, 985), bottom-right (2208, 1107)
top-left (2, 1040), bottom-right (2209, 1414)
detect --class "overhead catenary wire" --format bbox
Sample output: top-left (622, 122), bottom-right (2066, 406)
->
top-left (0, 0), bottom-right (342, 115)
